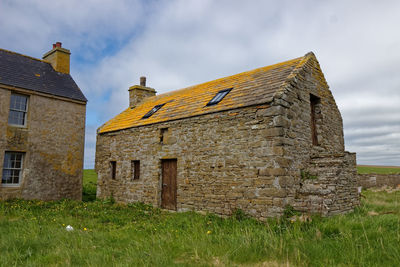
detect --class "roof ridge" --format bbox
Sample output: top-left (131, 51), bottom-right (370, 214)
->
top-left (0, 48), bottom-right (47, 64)
top-left (273, 52), bottom-right (315, 99)
top-left (144, 56), bottom-right (304, 102)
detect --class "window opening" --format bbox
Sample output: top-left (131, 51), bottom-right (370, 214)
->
top-left (131, 160), bottom-right (140, 180)
top-left (8, 94), bottom-right (28, 126)
top-left (160, 128), bottom-right (168, 144)
top-left (206, 88), bottom-right (232, 106)
top-left (2, 152), bottom-right (24, 186)
top-left (310, 94), bottom-right (320, 146)
top-left (142, 104), bottom-right (165, 119)
top-left (110, 161), bottom-right (116, 179)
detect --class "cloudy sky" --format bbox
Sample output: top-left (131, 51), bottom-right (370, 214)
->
top-left (1, 0), bottom-right (399, 168)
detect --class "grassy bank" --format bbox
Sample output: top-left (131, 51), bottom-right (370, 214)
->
top-left (1, 170), bottom-right (400, 266)
top-left (357, 165), bottom-right (400, 175)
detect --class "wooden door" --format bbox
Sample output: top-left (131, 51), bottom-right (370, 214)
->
top-left (161, 159), bottom-right (177, 210)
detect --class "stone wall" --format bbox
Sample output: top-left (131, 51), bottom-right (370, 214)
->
top-left (0, 86), bottom-right (86, 200)
top-left (294, 153), bottom-right (359, 215)
top-left (357, 174), bottom-right (400, 188)
top-left (96, 104), bottom-right (289, 219)
top-left (267, 54), bottom-right (359, 215)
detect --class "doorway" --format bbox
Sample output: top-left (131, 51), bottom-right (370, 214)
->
top-left (161, 159), bottom-right (177, 210)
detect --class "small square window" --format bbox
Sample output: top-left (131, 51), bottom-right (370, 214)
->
top-left (110, 161), bottom-right (116, 180)
top-left (2, 152), bottom-right (24, 186)
top-left (8, 94), bottom-right (28, 126)
top-left (206, 88), bottom-right (232, 106)
top-left (131, 160), bottom-right (140, 180)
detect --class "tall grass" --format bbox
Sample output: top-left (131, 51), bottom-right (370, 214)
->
top-left (0, 172), bottom-right (399, 266)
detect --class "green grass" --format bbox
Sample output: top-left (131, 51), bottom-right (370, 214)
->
top-left (82, 169), bottom-right (97, 202)
top-left (357, 165), bottom-right (400, 175)
top-left (0, 172), bottom-right (400, 266)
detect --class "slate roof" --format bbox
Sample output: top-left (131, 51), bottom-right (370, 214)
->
top-left (99, 53), bottom-right (313, 133)
top-left (0, 48), bottom-right (87, 102)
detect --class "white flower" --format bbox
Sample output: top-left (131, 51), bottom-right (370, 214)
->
top-left (66, 225), bottom-right (74, 231)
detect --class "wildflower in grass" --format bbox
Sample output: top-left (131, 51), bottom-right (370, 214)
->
top-left (207, 230), bottom-right (212, 235)
top-left (83, 228), bottom-right (87, 231)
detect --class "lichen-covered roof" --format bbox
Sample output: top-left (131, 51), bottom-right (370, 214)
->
top-left (0, 48), bottom-right (87, 102)
top-left (99, 53), bottom-right (312, 133)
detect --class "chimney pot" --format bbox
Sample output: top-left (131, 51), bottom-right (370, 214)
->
top-left (52, 44), bottom-right (56, 49)
top-left (56, 42), bottom-right (62, 48)
top-left (140, 76), bottom-right (146, 86)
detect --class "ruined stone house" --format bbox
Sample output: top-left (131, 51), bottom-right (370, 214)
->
top-left (0, 43), bottom-right (87, 200)
top-left (95, 52), bottom-right (359, 219)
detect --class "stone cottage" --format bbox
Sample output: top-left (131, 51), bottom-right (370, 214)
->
top-left (95, 52), bottom-right (359, 219)
top-left (0, 42), bottom-right (87, 200)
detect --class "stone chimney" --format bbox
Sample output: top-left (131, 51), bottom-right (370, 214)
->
top-left (128, 76), bottom-right (156, 108)
top-left (42, 42), bottom-right (71, 74)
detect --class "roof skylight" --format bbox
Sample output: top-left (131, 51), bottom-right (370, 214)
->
top-left (206, 88), bottom-right (232, 106)
top-left (142, 104), bottom-right (165, 119)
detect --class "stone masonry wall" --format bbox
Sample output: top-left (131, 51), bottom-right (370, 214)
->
top-left (96, 104), bottom-right (289, 219)
top-left (256, 54), bottom-right (359, 215)
top-left (0, 86), bottom-right (86, 200)
top-left (357, 174), bottom-right (400, 189)
top-left (294, 153), bottom-right (359, 215)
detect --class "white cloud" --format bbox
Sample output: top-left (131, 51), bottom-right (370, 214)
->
top-left (0, 0), bottom-right (145, 58)
top-left (1, 0), bottom-right (399, 168)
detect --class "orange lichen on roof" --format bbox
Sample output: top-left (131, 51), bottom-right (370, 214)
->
top-left (99, 54), bottom-right (311, 133)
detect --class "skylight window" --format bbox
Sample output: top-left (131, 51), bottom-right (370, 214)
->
top-left (206, 88), bottom-right (232, 106)
top-left (142, 104), bottom-right (165, 119)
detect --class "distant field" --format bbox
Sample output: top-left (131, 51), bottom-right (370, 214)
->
top-left (357, 165), bottom-right (400, 175)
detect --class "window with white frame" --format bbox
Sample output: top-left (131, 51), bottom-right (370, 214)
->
top-left (8, 93), bottom-right (28, 126)
top-left (2, 152), bottom-right (24, 186)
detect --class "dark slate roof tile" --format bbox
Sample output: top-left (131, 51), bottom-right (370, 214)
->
top-left (0, 49), bottom-right (87, 102)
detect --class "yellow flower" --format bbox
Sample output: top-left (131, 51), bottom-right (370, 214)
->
top-left (62, 224), bottom-right (65, 226)
top-left (207, 230), bottom-right (212, 235)
top-left (83, 228), bottom-right (87, 231)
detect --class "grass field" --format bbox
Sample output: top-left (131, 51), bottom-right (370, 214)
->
top-left (357, 165), bottom-right (400, 175)
top-left (82, 169), bottom-right (97, 202)
top-left (1, 170), bottom-right (400, 266)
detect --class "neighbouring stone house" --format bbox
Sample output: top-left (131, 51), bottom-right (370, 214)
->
top-left (95, 52), bottom-right (359, 219)
top-left (0, 42), bottom-right (87, 200)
